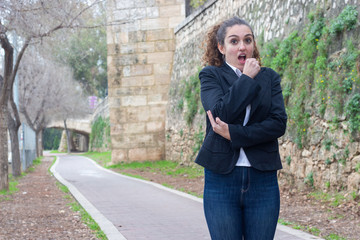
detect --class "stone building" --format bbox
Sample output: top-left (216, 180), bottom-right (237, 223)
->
top-left (106, 0), bottom-right (185, 163)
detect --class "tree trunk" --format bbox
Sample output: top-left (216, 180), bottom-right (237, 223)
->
top-left (7, 113), bottom-right (21, 177)
top-left (35, 129), bottom-right (43, 157)
top-left (64, 119), bottom-right (71, 153)
top-left (0, 106), bottom-right (9, 191)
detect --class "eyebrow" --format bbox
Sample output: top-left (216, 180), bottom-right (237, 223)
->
top-left (227, 33), bottom-right (253, 38)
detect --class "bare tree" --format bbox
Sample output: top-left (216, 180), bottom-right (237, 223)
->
top-left (18, 46), bottom-right (91, 156)
top-left (0, 0), bottom-right (104, 190)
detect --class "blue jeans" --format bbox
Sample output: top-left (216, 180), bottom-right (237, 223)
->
top-left (203, 167), bottom-right (280, 240)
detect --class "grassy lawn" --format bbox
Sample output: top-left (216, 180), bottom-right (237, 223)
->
top-left (82, 151), bottom-right (204, 179)
top-left (108, 160), bottom-right (204, 179)
top-left (82, 151), bottom-right (111, 166)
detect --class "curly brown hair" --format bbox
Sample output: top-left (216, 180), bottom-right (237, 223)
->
top-left (202, 17), bottom-right (261, 67)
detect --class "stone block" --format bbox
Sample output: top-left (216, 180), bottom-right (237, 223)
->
top-left (142, 75), bottom-right (155, 86)
top-left (133, 0), bottom-right (148, 8)
top-left (141, 18), bottom-right (169, 31)
top-left (115, 54), bottom-right (147, 66)
top-left (107, 44), bottom-right (121, 55)
top-left (119, 21), bottom-right (141, 32)
top-left (113, 9), bottom-right (131, 21)
top-left (121, 95), bottom-right (147, 106)
top-left (129, 148), bottom-right (148, 161)
top-left (109, 108), bottom-right (127, 124)
top-left (148, 93), bottom-right (167, 105)
top-left (115, 0), bottom-right (134, 9)
top-left (149, 105), bottom-right (166, 120)
top-left (127, 134), bottom-right (155, 148)
top-left (110, 124), bottom-right (124, 135)
top-left (129, 30), bottom-right (147, 43)
top-left (153, 63), bottom-right (171, 75)
top-left (123, 122), bottom-right (146, 134)
top-left (146, 121), bottom-right (164, 133)
top-left (120, 76), bottom-right (143, 87)
top-left (147, 147), bottom-right (164, 160)
top-left (127, 106), bottom-right (150, 122)
top-left (137, 42), bottom-right (155, 53)
top-left (154, 40), bottom-right (169, 51)
top-left (146, 7), bottom-right (159, 18)
top-left (111, 149), bottom-right (128, 164)
top-left (159, 5), bottom-right (182, 18)
top-left (107, 74), bottom-right (122, 88)
top-left (120, 43), bottom-right (137, 54)
top-left (147, 51), bottom-right (173, 64)
top-left (146, 29), bottom-right (174, 41)
top-left (130, 8), bottom-right (147, 20)
top-left (123, 64), bottom-right (153, 77)
top-left (111, 134), bottom-right (125, 147)
top-left (154, 74), bottom-right (170, 85)
top-left (155, 0), bottom-right (177, 5)
top-left (169, 16), bottom-right (184, 28)
top-left (347, 172), bottom-right (360, 192)
top-left (108, 96), bottom-right (122, 108)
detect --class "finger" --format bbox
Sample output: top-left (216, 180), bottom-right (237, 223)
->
top-left (207, 110), bottom-right (216, 127)
top-left (215, 117), bottom-right (223, 125)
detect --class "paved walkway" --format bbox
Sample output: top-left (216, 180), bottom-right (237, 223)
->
top-left (50, 154), bottom-right (324, 240)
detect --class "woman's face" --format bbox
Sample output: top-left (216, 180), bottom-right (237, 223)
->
top-left (218, 24), bottom-right (255, 72)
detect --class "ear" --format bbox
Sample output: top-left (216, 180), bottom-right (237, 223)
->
top-left (217, 43), bottom-right (225, 55)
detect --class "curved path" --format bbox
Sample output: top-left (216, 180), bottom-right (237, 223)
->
top-left (50, 154), bottom-right (323, 240)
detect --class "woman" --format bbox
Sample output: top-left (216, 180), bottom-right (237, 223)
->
top-left (195, 17), bottom-right (287, 239)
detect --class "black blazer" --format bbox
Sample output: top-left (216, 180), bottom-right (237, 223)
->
top-left (195, 63), bottom-right (287, 174)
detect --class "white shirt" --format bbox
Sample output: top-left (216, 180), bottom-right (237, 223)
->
top-left (226, 62), bottom-right (252, 167)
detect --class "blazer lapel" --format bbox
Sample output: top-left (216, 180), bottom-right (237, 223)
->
top-left (220, 63), bottom-right (238, 86)
top-left (250, 69), bottom-right (270, 118)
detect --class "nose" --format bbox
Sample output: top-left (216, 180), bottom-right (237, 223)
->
top-left (238, 40), bottom-right (246, 50)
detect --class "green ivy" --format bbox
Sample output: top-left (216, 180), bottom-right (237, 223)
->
top-left (190, 0), bottom-right (206, 8)
top-left (329, 5), bottom-right (358, 34)
top-left (260, 5), bottom-right (360, 147)
top-left (346, 93), bottom-right (360, 132)
top-left (304, 171), bottom-right (315, 188)
top-left (179, 67), bottom-right (203, 126)
top-left (90, 116), bottom-right (111, 150)
top-left (192, 125), bottom-right (205, 156)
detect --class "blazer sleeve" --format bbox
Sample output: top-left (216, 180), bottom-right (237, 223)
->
top-left (228, 69), bottom-right (287, 148)
top-left (199, 66), bottom-right (261, 123)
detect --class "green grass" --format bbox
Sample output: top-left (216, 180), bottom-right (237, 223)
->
top-left (162, 183), bottom-right (203, 198)
top-left (49, 150), bottom-right (64, 153)
top-left (278, 218), bottom-right (342, 238)
top-left (27, 156), bottom-right (43, 173)
top-left (56, 181), bottom-right (107, 240)
top-left (325, 233), bottom-right (347, 240)
top-left (309, 191), bottom-right (347, 207)
top-left (82, 151), bottom-right (112, 166)
top-left (0, 176), bottom-right (19, 196)
top-left (107, 159), bottom-right (204, 179)
top-left (48, 156), bottom-right (57, 174)
top-left (1, 157), bottom-right (43, 197)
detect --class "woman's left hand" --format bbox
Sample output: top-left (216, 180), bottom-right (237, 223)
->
top-left (207, 110), bottom-right (231, 141)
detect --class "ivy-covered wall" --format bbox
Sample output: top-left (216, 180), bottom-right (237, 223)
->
top-left (89, 116), bottom-right (111, 152)
top-left (166, 0), bottom-right (360, 193)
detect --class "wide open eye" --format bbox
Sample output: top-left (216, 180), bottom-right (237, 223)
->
top-left (245, 37), bottom-right (253, 44)
top-left (230, 39), bottom-right (238, 44)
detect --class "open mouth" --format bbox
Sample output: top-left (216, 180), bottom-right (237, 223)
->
top-left (238, 54), bottom-right (246, 64)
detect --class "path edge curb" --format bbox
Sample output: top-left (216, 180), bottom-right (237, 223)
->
top-left (50, 156), bottom-right (127, 240)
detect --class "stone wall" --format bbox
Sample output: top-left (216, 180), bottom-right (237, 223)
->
top-left (92, 97), bottom-right (109, 121)
top-left (165, 0), bottom-right (360, 192)
top-left (107, 0), bottom-right (185, 163)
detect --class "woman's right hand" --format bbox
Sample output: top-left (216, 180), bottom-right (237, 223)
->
top-left (243, 58), bottom-right (260, 79)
